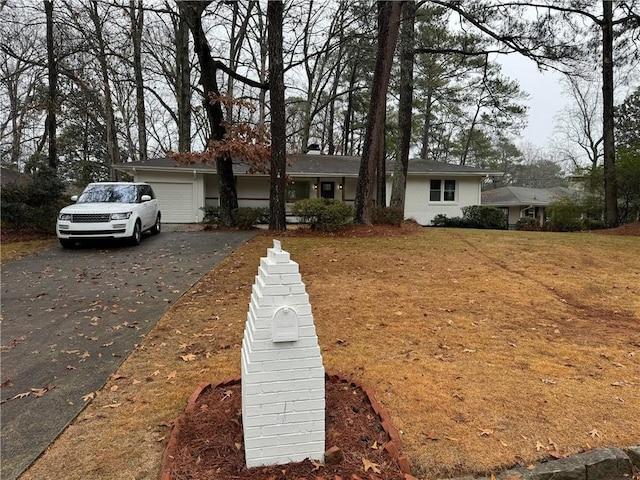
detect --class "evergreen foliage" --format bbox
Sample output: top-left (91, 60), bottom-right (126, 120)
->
top-left (431, 206), bottom-right (507, 230)
top-left (1, 167), bottom-right (66, 233)
top-left (291, 198), bottom-right (354, 232)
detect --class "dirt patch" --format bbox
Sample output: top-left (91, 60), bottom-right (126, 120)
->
top-left (165, 375), bottom-right (406, 480)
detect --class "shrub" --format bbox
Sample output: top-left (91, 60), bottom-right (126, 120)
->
top-left (372, 206), bottom-right (404, 226)
top-left (431, 207), bottom-right (506, 230)
top-left (461, 205), bottom-right (507, 230)
top-left (232, 207), bottom-right (266, 230)
top-left (545, 198), bottom-right (583, 232)
top-left (431, 214), bottom-right (465, 227)
top-left (291, 198), bottom-right (353, 232)
top-left (516, 216), bottom-right (540, 231)
top-left (581, 218), bottom-right (606, 230)
top-left (200, 206), bottom-right (221, 224)
top-left (1, 167), bottom-right (66, 233)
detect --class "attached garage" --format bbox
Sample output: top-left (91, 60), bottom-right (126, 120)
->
top-left (150, 182), bottom-right (196, 223)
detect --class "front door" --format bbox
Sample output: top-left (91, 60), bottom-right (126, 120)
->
top-left (320, 182), bottom-right (335, 199)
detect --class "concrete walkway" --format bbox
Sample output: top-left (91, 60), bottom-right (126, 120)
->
top-left (0, 228), bottom-right (256, 479)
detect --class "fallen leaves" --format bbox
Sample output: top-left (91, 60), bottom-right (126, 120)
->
top-left (7, 385), bottom-right (57, 401)
top-left (180, 353), bottom-right (197, 362)
top-left (362, 457), bottom-right (381, 474)
top-left (82, 392), bottom-right (96, 402)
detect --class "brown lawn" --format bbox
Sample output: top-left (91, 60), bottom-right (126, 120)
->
top-left (0, 231), bottom-right (56, 264)
top-left (20, 225), bottom-right (640, 479)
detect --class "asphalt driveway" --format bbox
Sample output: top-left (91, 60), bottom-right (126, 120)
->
top-left (0, 227), bottom-right (256, 480)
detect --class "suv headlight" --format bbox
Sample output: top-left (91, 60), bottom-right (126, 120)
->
top-left (110, 212), bottom-right (132, 220)
top-left (58, 213), bottom-right (72, 221)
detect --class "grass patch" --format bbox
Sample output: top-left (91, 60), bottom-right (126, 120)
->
top-left (1, 239), bottom-right (57, 263)
top-left (22, 228), bottom-right (640, 479)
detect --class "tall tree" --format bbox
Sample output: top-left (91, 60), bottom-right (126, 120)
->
top-left (554, 75), bottom-right (603, 170)
top-left (129, 0), bottom-right (147, 162)
top-left (390, 0), bottom-right (415, 212)
top-left (268, 0), bottom-right (286, 231)
top-left (180, 1), bottom-right (237, 226)
top-left (174, 2), bottom-right (192, 152)
top-left (44, 0), bottom-right (57, 169)
top-left (178, 1), bottom-right (268, 226)
top-left (354, 1), bottom-right (403, 224)
top-left (86, 0), bottom-right (121, 179)
top-left (616, 86), bottom-right (640, 149)
top-left (431, 1), bottom-right (640, 225)
top-left (601, 0), bottom-right (618, 227)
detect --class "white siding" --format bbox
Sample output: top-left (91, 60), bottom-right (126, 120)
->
top-left (237, 176), bottom-right (270, 208)
top-left (389, 176), bottom-right (483, 226)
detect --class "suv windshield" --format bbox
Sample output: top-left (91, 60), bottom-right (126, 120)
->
top-left (78, 184), bottom-right (137, 203)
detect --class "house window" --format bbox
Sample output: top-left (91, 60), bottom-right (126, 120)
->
top-left (430, 179), bottom-right (456, 202)
top-left (286, 181), bottom-right (310, 202)
top-left (444, 180), bottom-right (456, 201)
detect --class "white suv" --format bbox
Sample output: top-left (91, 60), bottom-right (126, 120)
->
top-left (57, 182), bottom-right (161, 248)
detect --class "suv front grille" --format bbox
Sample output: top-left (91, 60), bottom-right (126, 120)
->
top-left (72, 213), bottom-right (111, 223)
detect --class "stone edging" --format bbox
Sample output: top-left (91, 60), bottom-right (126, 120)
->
top-left (159, 373), bottom-right (417, 480)
top-left (440, 445), bottom-right (640, 480)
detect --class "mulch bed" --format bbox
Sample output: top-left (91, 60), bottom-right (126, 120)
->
top-left (162, 375), bottom-right (411, 480)
top-left (593, 221), bottom-right (640, 236)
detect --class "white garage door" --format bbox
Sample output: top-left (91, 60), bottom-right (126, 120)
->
top-left (150, 182), bottom-right (195, 223)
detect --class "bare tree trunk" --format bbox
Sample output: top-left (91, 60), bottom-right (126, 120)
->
top-left (225, 1), bottom-right (255, 118)
top-left (44, 0), bottom-right (57, 169)
top-left (354, 1), bottom-right (402, 224)
top-left (327, 25), bottom-right (345, 155)
top-left (390, 0), bottom-right (416, 211)
top-left (419, 89), bottom-right (433, 159)
top-left (88, 1), bottom-right (120, 179)
top-left (175, 3), bottom-right (191, 152)
top-left (602, 0), bottom-right (618, 227)
top-left (342, 63), bottom-right (357, 155)
top-left (268, 0), bottom-right (286, 231)
top-left (376, 122), bottom-right (386, 208)
top-left (460, 54), bottom-right (488, 166)
top-left (182, 1), bottom-right (238, 226)
top-left (130, 0), bottom-right (147, 162)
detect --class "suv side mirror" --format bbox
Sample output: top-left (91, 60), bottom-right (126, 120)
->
top-left (141, 194), bottom-right (151, 202)
top-left (71, 195), bottom-right (78, 202)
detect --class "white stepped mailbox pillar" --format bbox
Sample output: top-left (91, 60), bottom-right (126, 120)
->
top-left (241, 240), bottom-right (325, 468)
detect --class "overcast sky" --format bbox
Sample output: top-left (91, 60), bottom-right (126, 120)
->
top-left (496, 53), bottom-right (571, 150)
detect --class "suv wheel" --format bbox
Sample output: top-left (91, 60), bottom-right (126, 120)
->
top-left (59, 238), bottom-right (75, 249)
top-left (130, 220), bottom-right (142, 246)
top-left (151, 213), bottom-right (161, 235)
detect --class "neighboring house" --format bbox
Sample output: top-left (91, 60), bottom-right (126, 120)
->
top-left (114, 154), bottom-right (497, 225)
top-left (481, 186), bottom-right (576, 228)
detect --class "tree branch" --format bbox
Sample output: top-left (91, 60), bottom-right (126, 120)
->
top-left (414, 47), bottom-right (512, 55)
top-left (213, 59), bottom-right (269, 90)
